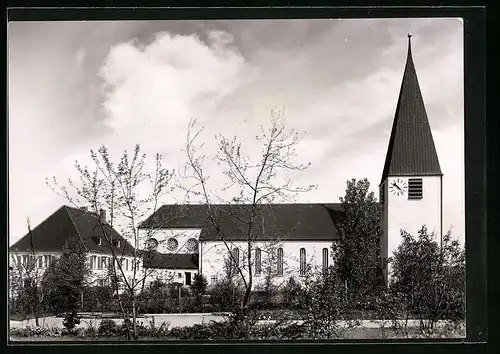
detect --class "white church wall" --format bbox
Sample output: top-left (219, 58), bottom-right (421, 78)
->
top-left (386, 175), bottom-right (442, 264)
top-left (200, 240), bottom-right (336, 289)
top-left (380, 181), bottom-right (389, 272)
top-left (142, 268), bottom-right (199, 288)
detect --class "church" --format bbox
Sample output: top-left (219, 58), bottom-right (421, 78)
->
top-left (136, 34), bottom-right (443, 287)
top-left (9, 35), bottom-right (443, 289)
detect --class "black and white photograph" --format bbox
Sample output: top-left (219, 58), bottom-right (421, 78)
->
top-left (8, 15), bottom-right (466, 341)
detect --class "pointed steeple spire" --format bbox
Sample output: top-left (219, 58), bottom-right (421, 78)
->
top-left (380, 34), bottom-right (442, 184)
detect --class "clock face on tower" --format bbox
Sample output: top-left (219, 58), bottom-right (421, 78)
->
top-left (389, 178), bottom-right (408, 197)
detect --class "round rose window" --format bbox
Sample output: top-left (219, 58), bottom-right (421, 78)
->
top-left (186, 238), bottom-right (199, 252)
top-left (146, 238), bottom-right (159, 251)
top-left (167, 238), bottom-right (179, 251)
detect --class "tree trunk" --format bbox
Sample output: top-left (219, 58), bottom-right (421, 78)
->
top-left (132, 295), bottom-right (137, 339)
top-left (34, 286), bottom-right (40, 327)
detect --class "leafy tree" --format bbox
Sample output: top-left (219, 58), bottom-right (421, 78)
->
top-left (42, 236), bottom-right (89, 332)
top-left (332, 178), bottom-right (383, 307)
top-left (390, 226), bottom-right (465, 332)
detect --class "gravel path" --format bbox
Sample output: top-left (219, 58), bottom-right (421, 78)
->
top-left (10, 314), bottom-right (228, 330)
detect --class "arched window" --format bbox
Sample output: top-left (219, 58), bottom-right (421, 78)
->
top-left (322, 248), bottom-right (329, 271)
top-left (277, 248), bottom-right (284, 276)
top-left (299, 248), bottom-right (306, 276)
top-left (255, 248), bottom-right (262, 276)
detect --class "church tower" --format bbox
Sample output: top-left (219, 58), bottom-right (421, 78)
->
top-left (380, 34), bottom-right (443, 280)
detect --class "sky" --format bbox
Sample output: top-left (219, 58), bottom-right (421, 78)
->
top-left (8, 18), bottom-right (465, 245)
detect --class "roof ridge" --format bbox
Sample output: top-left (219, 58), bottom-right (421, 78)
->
top-left (64, 205), bottom-right (89, 252)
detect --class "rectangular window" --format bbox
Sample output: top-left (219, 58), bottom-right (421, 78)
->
top-left (299, 248), bottom-right (306, 276)
top-left (255, 248), bottom-right (262, 276)
top-left (44, 255), bottom-right (50, 268)
top-left (16, 255), bottom-right (21, 266)
top-left (22, 255), bottom-right (28, 266)
top-left (211, 275), bottom-right (217, 283)
top-left (380, 184), bottom-right (385, 204)
top-left (408, 178), bottom-right (423, 200)
top-left (277, 248), bottom-right (284, 276)
top-left (125, 259), bottom-right (129, 271)
top-left (92, 256), bottom-right (97, 270)
top-left (38, 256), bottom-right (43, 268)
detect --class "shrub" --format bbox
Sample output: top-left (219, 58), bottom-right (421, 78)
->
top-left (82, 286), bottom-right (115, 312)
top-left (83, 322), bottom-right (98, 339)
top-left (97, 319), bottom-right (118, 337)
top-left (10, 325), bottom-right (63, 338)
top-left (390, 227), bottom-right (466, 332)
top-left (145, 317), bottom-right (170, 338)
top-left (62, 309), bottom-right (81, 334)
top-left (192, 274), bottom-right (208, 295)
top-left (207, 280), bottom-right (242, 312)
top-left (299, 268), bottom-right (359, 339)
top-left (282, 277), bottom-right (303, 309)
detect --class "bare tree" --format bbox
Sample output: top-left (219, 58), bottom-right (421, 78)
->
top-left (47, 144), bottom-right (175, 339)
top-left (182, 110), bottom-right (316, 319)
top-left (9, 217), bottom-right (46, 326)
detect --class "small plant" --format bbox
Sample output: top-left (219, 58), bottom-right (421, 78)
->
top-left (84, 322), bottom-right (98, 339)
top-left (97, 319), bottom-right (118, 337)
top-left (146, 317), bottom-right (170, 338)
top-left (62, 309), bottom-right (81, 334)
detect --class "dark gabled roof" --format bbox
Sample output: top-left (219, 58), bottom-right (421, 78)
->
top-left (143, 252), bottom-right (199, 270)
top-left (9, 205), bottom-right (136, 256)
top-left (138, 203), bottom-right (344, 242)
top-left (381, 35), bottom-right (442, 184)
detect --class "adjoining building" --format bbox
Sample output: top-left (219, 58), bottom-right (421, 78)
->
top-left (9, 205), bottom-right (138, 288)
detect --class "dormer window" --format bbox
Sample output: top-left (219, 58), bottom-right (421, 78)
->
top-left (96, 237), bottom-right (102, 246)
top-left (112, 239), bottom-right (121, 248)
top-left (408, 178), bottom-right (423, 200)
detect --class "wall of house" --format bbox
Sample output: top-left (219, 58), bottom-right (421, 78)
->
top-left (86, 252), bottom-right (141, 286)
top-left (9, 251), bottom-right (60, 281)
top-left (137, 228), bottom-right (201, 254)
top-left (8, 250), bottom-right (143, 290)
top-left (200, 240), bottom-right (336, 289)
top-left (384, 175), bottom-right (442, 275)
top-left (142, 268), bottom-right (199, 288)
